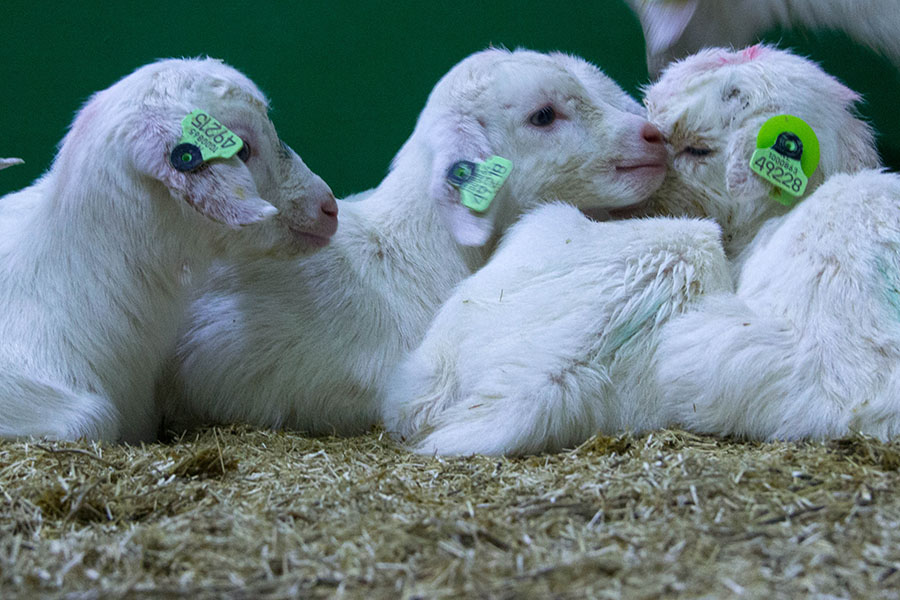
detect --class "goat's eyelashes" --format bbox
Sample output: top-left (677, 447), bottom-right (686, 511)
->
top-left (237, 142), bottom-right (251, 162)
top-left (680, 146), bottom-right (713, 158)
top-left (528, 105), bottom-right (557, 127)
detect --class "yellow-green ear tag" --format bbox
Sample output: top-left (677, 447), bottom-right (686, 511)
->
top-left (749, 114), bottom-right (819, 206)
top-left (170, 109), bottom-right (245, 172)
top-left (446, 156), bottom-right (513, 213)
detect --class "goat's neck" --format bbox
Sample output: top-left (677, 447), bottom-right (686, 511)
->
top-left (337, 159), bottom-right (490, 342)
top-left (355, 158), bottom-right (489, 271)
top-left (43, 173), bottom-right (212, 291)
top-left (22, 173), bottom-right (215, 393)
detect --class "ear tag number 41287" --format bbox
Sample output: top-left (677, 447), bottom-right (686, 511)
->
top-left (749, 114), bottom-right (820, 207)
top-left (446, 156), bottom-right (513, 213)
top-left (170, 109), bottom-right (245, 172)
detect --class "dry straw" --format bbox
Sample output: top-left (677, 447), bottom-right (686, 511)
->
top-left (2, 426), bottom-right (900, 598)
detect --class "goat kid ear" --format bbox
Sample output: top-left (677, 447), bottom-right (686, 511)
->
top-left (725, 125), bottom-right (769, 200)
top-left (131, 111), bottom-right (277, 228)
top-left (426, 111), bottom-right (498, 247)
top-left (629, 0), bottom-right (700, 55)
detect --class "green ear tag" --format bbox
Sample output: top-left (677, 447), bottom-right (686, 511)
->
top-left (171, 109), bottom-right (245, 172)
top-left (446, 156), bottom-right (513, 213)
top-left (749, 114), bottom-right (820, 206)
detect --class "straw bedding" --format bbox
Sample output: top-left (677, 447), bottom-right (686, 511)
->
top-left (2, 425), bottom-right (899, 598)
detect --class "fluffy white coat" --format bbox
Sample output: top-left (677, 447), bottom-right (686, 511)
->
top-left (382, 203), bottom-right (730, 456)
top-left (659, 171), bottom-right (900, 440)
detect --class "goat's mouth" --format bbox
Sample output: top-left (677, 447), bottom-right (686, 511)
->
top-left (614, 162), bottom-right (667, 174)
top-left (289, 227), bottom-right (333, 249)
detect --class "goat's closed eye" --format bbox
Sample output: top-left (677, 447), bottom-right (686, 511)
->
top-left (681, 146), bottom-right (713, 158)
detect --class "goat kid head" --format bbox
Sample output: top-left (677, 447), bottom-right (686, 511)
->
top-left (59, 57), bottom-right (338, 255)
top-left (395, 48), bottom-right (668, 247)
top-left (642, 45), bottom-right (879, 249)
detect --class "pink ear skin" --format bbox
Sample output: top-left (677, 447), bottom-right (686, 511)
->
top-left (725, 127), bottom-right (768, 200)
top-left (426, 111), bottom-right (498, 247)
top-left (130, 112), bottom-right (277, 228)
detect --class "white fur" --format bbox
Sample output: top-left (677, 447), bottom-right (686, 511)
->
top-left (381, 203), bottom-right (730, 456)
top-left (626, 0), bottom-right (900, 77)
top-left (164, 48), bottom-right (668, 435)
top-left (659, 170), bottom-right (900, 440)
top-left (0, 58), bottom-right (337, 442)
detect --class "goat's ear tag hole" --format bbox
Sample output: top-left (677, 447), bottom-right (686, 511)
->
top-left (446, 156), bottom-right (513, 213)
top-left (749, 114), bottom-right (819, 206)
top-left (170, 109), bottom-right (245, 172)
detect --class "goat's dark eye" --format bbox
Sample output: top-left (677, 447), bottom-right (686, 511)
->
top-left (683, 146), bottom-right (712, 157)
top-left (528, 106), bottom-right (556, 127)
top-left (237, 142), bottom-right (251, 162)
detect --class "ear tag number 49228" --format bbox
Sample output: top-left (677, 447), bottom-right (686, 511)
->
top-left (170, 109), bottom-right (245, 172)
top-left (749, 114), bottom-right (819, 207)
top-left (446, 156), bottom-right (513, 213)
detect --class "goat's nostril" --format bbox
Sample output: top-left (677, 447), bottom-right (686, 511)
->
top-left (321, 197), bottom-right (338, 219)
top-left (641, 122), bottom-right (665, 145)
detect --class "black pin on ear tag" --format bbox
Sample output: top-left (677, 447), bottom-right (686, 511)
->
top-left (170, 143), bottom-right (204, 172)
top-left (447, 160), bottom-right (477, 185)
top-left (445, 157), bottom-right (513, 213)
top-left (772, 132), bottom-right (803, 161)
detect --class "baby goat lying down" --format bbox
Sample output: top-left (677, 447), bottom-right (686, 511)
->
top-left (164, 48), bottom-right (667, 436)
top-left (381, 204), bottom-right (729, 456)
top-left (0, 58), bottom-right (337, 442)
top-left (382, 45), bottom-right (881, 455)
top-left (649, 50), bottom-right (896, 440)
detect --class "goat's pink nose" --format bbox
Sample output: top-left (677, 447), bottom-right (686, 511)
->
top-left (321, 194), bottom-right (338, 219)
top-left (641, 122), bottom-right (665, 145)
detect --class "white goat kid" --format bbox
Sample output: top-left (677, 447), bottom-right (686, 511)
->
top-left (641, 47), bottom-right (895, 440)
top-left (166, 48), bottom-right (668, 435)
top-left (626, 0), bottom-right (900, 78)
top-left (382, 203), bottom-right (730, 456)
top-left (0, 58), bottom-right (337, 442)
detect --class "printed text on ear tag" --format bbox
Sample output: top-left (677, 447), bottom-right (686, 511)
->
top-left (446, 156), bottom-right (513, 213)
top-left (749, 114), bottom-right (820, 207)
top-left (170, 109), bottom-right (245, 172)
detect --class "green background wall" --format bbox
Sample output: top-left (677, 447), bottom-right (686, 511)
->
top-left (2, 2), bottom-right (897, 199)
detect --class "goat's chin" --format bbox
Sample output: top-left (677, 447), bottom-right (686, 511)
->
top-left (580, 168), bottom-right (667, 221)
top-left (615, 164), bottom-right (667, 197)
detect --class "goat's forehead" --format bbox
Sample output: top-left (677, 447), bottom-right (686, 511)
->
top-left (435, 50), bottom-right (589, 104)
top-left (110, 58), bottom-right (270, 112)
top-left (647, 48), bottom-right (850, 136)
